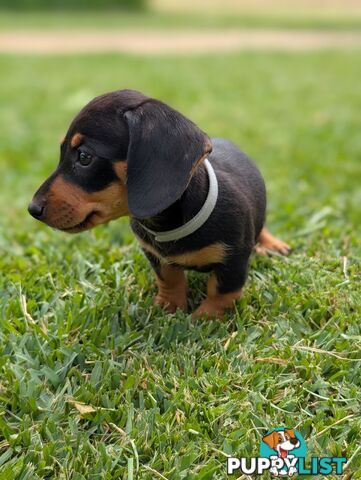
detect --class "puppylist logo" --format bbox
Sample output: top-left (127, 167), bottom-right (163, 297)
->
top-left (227, 427), bottom-right (347, 477)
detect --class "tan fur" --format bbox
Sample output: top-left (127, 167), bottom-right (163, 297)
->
top-left (45, 174), bottom-right (128, 232)
top-left (170, 243), bottom-right (227, 267)
top-left (70, 133), bottom-right (84, 148)
top-left (113, 161), bottom-right (128, 183)
top-left (154, 264), bottom-right (188, 313)
top-left (192, 274), bottom-right (242, 318)
top-left (137, 238), bottom-right (228, 268)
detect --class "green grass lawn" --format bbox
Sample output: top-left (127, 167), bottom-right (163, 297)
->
top-left (0, 50), bottom-right (360, 479)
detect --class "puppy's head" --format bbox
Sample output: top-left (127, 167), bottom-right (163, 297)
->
top-left (262, 429), bottom-right (300, 458)
top-left (28, 89), bottom-right (212, 233)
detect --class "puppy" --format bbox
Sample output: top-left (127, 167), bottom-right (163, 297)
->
top-left (28, 89), bottom-right (289, 318)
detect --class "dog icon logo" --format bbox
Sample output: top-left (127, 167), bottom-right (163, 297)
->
top-left (227, 426), bottom-right (347, 476)
top-left (260, 427), bottom-right (306, 477)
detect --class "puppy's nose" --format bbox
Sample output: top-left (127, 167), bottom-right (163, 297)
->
top-left (290, 438), bottom-right (299, 445)
top-left (28, 200), bottom-right (45, 219)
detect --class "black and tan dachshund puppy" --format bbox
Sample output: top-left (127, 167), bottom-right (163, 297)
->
top-left (29, 90), bottom-right (290, 318)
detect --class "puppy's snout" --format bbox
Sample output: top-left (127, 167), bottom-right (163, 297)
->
top-left (28, 199), bottom-right (45, 219)
top-left (290, 438), bottom-right (299, 446)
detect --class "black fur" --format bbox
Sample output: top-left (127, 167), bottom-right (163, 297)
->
top-left (125, 99), bottom-right (210, 218)
top-left (132, 138), bottom-right (266, 294)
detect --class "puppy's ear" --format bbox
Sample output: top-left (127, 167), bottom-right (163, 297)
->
top-left (285, 428), bottom-right (295, 438)
top-left (262, 431), bottom-right (278, 450)
top-left (124, 100), bottom-right (212, 219)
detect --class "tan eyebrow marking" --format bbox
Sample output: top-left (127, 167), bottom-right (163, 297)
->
top-left (70, 133), bottom-right (84, 148)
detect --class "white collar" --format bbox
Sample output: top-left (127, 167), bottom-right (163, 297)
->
top-left (139, 159), bottom-right (218, 243)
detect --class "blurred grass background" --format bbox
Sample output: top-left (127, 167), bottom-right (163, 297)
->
top-left (1, 0), bottom-right (361, 30)
top-left (0, 1), bottom-right (360, 479)
top-left (0, 0), bottom-right (146, 11)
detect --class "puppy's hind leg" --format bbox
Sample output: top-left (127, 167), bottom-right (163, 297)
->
top-left (192, 252), bottom-right (249, 319)
top-left (255, 227), bottom-right (290, 256)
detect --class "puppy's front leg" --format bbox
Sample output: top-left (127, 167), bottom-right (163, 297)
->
top-left (144, 251), bottom-right (188, 313)
top-left (155, 264), bottom-right (188, 313)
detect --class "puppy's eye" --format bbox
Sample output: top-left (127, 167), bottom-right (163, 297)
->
top-left (78, 151), bottom-right (93, 166)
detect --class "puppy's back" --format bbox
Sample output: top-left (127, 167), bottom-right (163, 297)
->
top-left (209, 138), bottom-right (266, 240)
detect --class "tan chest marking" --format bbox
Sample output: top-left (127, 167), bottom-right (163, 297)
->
top-left (137, 237), bottom-right (228, 267)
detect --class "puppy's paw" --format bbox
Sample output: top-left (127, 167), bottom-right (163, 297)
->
top-left (154, 294), bottom-right (187, 313)
top-left (192, 300), bottom-right (225, 319)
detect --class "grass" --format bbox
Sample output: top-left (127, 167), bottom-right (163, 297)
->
top-left (1, 9), bottom-right (361, 31)
top-left (0, 49), bottom-right (360, 479)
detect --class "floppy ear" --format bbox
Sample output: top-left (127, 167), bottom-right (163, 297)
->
top-left (285, 429), bottom-right (295, 438)
top-left (124, 99), bottom-right (212, 219)
top-left (262, 431), bottom-right (278, 450)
